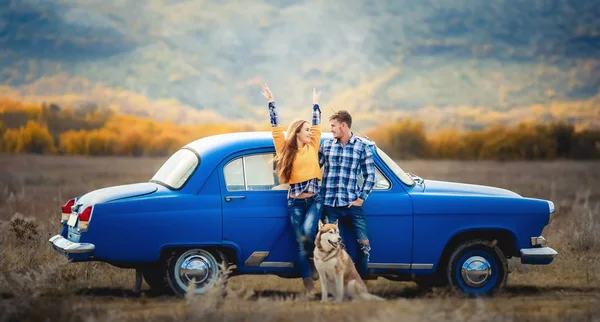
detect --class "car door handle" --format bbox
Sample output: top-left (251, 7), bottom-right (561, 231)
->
top-left (225, 196), bottom-right (246, 202)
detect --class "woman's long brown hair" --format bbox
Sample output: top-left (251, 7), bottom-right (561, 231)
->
top-left (274, 119), bottom-right (308, 183)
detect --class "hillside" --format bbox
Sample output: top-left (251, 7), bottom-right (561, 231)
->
top-left (1, 0), bottom-right (599, 130)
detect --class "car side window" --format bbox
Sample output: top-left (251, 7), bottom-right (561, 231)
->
top-left (223, 153), bottom-right (283, 191)
top-left (245, 153), bottom-right (280, 190)
top-left (223, 158), bottom-right (245, 191)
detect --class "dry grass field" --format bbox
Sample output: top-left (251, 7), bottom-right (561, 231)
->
top-left (0, 154), bottom-right (599, 321)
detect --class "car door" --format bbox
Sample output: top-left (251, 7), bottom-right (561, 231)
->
top-left (345, 148), bottom-right (414, 274)
top-left (219, 149), bottom-right (297, 273)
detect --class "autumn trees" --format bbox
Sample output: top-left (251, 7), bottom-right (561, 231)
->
top-left (1, 98), bottom-right (599, 159)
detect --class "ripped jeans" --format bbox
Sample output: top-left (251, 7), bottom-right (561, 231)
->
top-left (323, 205), bottom-right (371, 280)
top-left (287, 192), bottom-right (323, 279)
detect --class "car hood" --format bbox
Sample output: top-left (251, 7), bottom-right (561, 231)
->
top-left (423, 180), bottom-right (520, 197)
top-left (78, 182), bottom-right (159, 205)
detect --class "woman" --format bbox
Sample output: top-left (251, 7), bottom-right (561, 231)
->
top-left (261, 83), bottom-right (323, 294)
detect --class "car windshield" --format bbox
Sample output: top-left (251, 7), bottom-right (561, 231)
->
top-left (150, 148), bottom-right (199, 189)
top-left (375, 147), bottom-right (415, 186)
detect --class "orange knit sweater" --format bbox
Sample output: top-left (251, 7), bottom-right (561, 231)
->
top-left (271, 125), bottom-right (322, 184)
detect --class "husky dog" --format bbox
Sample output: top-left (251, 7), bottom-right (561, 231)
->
top-left (313, 219), bottom-right (384, 302)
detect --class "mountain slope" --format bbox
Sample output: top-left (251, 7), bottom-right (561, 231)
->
top-left (1, 0), bottom-right (599, 129)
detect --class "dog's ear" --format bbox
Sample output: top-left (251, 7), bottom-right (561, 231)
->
top-left (318, 219), bottom-right (323, 230)
top-left (333, 219), bottom-right (338, 227)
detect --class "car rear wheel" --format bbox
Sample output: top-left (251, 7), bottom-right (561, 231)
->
top-left (166, 248), bottom-right (226, 297)
top-left (446, 239), bottom-right (508, 297)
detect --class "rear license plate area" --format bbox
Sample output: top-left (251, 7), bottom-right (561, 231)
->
top-left (67, 213), bottom-right (78, 227)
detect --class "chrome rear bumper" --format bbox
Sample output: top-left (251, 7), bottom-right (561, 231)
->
top-left (49, 234), bottom-right (95, 254)
top-left (520, 246), bottom-right (558, 265)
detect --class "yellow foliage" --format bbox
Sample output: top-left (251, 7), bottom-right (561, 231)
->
top-left (86, 129), bottom-right (119, 156)
top-left (59, 130), bottom-right (87, 155)
top-left (146, 133), bottom-right (187, 156)
top-left (2, 120), bottom-right (56, 154)
top-left (1, 97), bottom-right (598, 159)
top-left (2, 128), bottom-right (19, 152)
top-left (368, 119), bottom-right (598, 160)
top-left (367, 119), bottom-right (428, 159)
top-left (115, 131), bottom-right (148, 157)
top-left (428, 129), bottom-right (466, 159)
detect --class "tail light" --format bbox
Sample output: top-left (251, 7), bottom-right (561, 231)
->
top-left (78, 206), bottom-right (93, 231)
top-left (61, 198), bottom-right (75, 223)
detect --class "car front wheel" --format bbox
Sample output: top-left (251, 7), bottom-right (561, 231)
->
top-left (166, 248), bottom-right (225, 297)
top-left (446, 239), bottom-right (508, 296)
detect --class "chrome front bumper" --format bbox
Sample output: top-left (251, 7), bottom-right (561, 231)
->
top-left (49, 234), bottom-right (95, 254)
top-left (520, 246), bottom-right (558, 265)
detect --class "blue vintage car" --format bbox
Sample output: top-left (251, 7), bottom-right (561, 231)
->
top-left (49, 131), bottom-right (557, 297)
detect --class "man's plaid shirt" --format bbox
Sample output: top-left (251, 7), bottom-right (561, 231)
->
top-left (318, 134), bottom-right (376, 207)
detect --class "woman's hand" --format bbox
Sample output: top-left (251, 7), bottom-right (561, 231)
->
top-left (313, 87), bottom-right (321, 105)
top-left (261, 83), bottom-right (274, 102)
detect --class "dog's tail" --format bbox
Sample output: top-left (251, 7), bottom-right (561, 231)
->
top-left (358, 292), bottom-right (385, 301)
top-left (347, 280), bottom-right (385, 301)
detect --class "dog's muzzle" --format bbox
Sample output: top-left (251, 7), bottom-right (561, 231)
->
top-left (328, 238), bottom-right (342, 248)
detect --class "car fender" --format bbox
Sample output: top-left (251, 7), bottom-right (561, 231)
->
top-left (411, 193), bottom-right (550, 269)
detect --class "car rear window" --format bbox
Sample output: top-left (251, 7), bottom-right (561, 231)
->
top-left (150, 148), bottom-right (199, 190)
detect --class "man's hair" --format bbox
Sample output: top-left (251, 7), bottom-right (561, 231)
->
top-left (329, 110), bottom-right (352, 128)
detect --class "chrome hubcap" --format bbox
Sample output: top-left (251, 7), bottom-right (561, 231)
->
top-left (180, 255), bottom-right (211, 284)
top-left (174, 250), bottom-right (218, 293)
top-left (460, 255), bottom-right (491, 287)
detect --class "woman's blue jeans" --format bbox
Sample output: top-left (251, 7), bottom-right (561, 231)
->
top-left (287, 192), bottom-right (323, 279)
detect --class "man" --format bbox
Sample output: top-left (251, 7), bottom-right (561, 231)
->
top-left (318, 110), bottom-right (376, 280)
